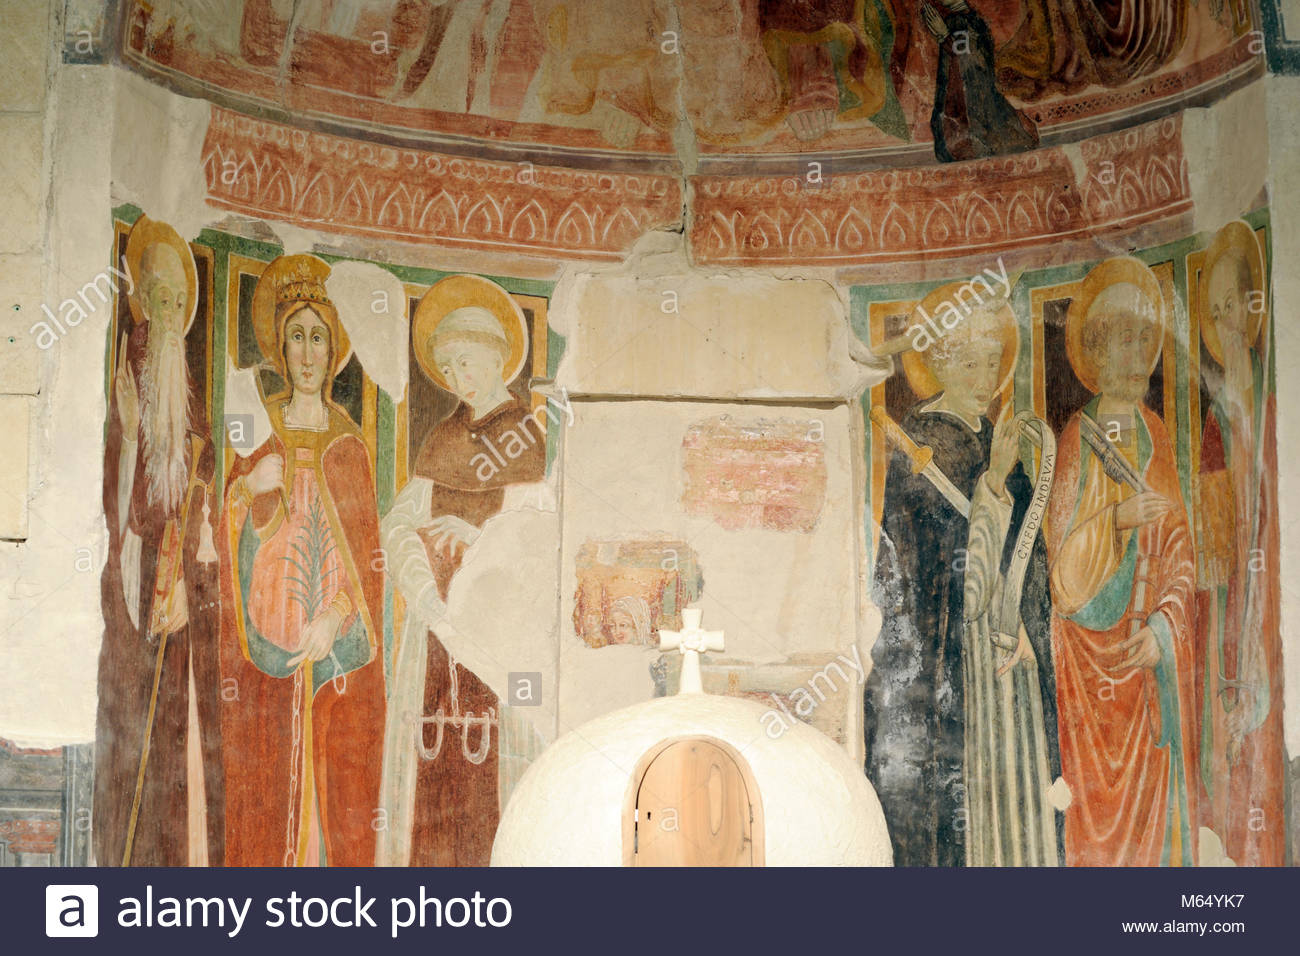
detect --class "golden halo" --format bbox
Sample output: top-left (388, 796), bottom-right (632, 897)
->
top-left (412, 274), bottom-right (529, 392)
top-left (123, 215), bottom-right (198, 335)
top-left (251, 254), bottom-right (352, 378)
top-left (901, 281), bottom-right (1020, 402)
top-left (1198, 220), bottom-right (1265, 368)
top-left (1065, 257), bottom-right (1165, 394)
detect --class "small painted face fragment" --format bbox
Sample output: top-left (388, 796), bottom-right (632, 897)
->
top-left (610, 610), bottom-right (638, 645)
top-left (434, 340), bottom-right (505, 405)
top-left (284, 307), bottom-right (330, 396)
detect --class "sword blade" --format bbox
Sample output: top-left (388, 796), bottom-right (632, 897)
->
top-left (921, 462), bottom-right (971, 517)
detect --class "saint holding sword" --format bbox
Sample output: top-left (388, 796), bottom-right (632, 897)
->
top-left (864, 281), bottom-right (1064, 867)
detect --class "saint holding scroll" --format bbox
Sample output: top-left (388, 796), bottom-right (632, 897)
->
top-left (865, 284), bottom-right (1061, 866)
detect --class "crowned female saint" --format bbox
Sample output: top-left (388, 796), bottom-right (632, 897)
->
top-left (217, 254), bottom-right (386, 867)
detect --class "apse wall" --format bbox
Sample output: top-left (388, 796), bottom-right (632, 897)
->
top-left (0, 1), bottom-right (1295, 867)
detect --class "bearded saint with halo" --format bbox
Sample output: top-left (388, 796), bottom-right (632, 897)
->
top-left (95, 215), bottom-right (226, 867)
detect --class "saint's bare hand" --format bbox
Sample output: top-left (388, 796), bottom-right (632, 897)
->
top-left (115, 332), bottom-right (140, 436)
top-left (423, 514), bottom-right (480, 553)
top-left (246, 454), bottom-right (285, 497)
top-left (288, 607), bottom-right (342, 668)
top-left (1117, 625), bottom-right (1161, 670)
top-left (996, 628), bottom-right (1036, 677)
top-left (921, 3), bottom-right (949, 40)
top-left (989, 410), bottom-right (1034, 491)
top-left (149, 574), bottom-right (188, 636)
top-left (1115, 492), bottom-right (1172, 530)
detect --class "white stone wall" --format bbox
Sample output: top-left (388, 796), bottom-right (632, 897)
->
top-left (0, 1), bottom-right (114, 748)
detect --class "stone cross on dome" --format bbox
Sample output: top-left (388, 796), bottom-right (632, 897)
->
top-left (658, 608), bottom-right (724, 695)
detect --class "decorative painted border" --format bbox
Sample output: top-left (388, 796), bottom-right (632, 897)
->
top-left (204, 102), bottom-right (1195, 267)
top-left (692, 115), bottom-right (1190, 266)
top-left (201, 107), bottom-right (683, 261)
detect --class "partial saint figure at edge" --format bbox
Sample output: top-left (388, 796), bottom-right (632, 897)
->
top-left (1193, 221), bottom-right (1286, 866)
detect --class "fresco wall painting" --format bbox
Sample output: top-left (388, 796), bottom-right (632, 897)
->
top-left (858, 215), bottom-right (1286, 866)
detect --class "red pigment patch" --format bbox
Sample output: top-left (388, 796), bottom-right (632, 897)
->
top-left (681, 416), bottom-right (827, 533)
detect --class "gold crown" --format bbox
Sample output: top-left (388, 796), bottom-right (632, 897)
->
top-left (275, 261), bottom-right (330, 306)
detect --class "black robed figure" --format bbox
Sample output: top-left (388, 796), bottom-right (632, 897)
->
top-left (922, 0), bottom-right (1039, 163)
top-left (864, 294), bottom-right (1060, 867)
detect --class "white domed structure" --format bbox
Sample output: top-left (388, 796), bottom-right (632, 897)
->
top-left (492, 611), bottom-right (892, 867)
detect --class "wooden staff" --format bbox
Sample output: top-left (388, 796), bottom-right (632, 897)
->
top-left (122, 432), bottom-right (206, 866)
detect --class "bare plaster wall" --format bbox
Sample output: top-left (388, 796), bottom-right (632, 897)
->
top-left (0, 56), bottom-right (113, 747)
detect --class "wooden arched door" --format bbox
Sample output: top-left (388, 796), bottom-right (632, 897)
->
top-left (624, 736), bottom-right (763, 866)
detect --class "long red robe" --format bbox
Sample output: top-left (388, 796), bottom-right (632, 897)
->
top-left (219, 400), bottom-right (385, 866)
top-left (1194, 368), bottom-right (1285, 866)
top-left (1047, 401), bottom-right (1199, 866)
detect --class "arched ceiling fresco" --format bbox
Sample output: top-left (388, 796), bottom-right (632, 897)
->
top-left (121, 0), bottom-right (1264, 263)
top-left (124, 0), bottom-right (1259, 164)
